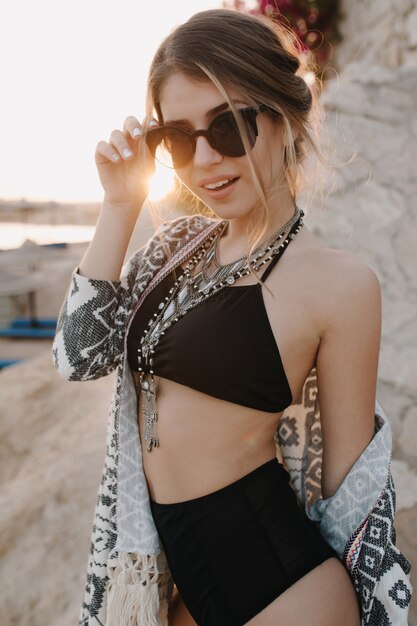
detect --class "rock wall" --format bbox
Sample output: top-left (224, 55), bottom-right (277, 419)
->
top-left (306, 62), bottom-right (417, 469)
top-left (300, 0), bottom-right (417, 620)
top-left (335, 0), bottom-right (417, 69)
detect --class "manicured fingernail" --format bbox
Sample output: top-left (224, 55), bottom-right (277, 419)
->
top-left (132, 127), bottom-right (142, 137)
top-left (123, 148), bottom-right (133, 158)
top-left (112, 153), bottom-right (120, 161)
top-left (149, 120), bottom-right (158, 127)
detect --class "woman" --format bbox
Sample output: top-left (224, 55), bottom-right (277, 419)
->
top-left (52, 9), bottom-right (412, 626)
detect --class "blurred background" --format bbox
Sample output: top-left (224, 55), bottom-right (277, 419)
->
top-left (0, 0), bottom-right (416, 624)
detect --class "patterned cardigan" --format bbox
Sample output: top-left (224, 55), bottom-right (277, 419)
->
top-left (52, 213), bottom-right (412, 626)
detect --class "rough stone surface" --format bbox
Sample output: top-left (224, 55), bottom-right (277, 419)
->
top-left (399, 407), bottom-right (417, 466)
top-left (391, 460), bottom-right (417, 511)
top-left (298, 1), bottom-right (417, 618)
top-left (336, 0), bottom-right (417, 69)
top-left (305, 32), bottom-right (417, 438)
top-left (304, 64), bottom-right (417, 461)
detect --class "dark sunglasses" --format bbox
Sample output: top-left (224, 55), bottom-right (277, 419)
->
top-left (145, 104), bottom-right (271, 169)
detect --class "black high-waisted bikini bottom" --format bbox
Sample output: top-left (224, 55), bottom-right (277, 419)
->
top-left (150, 457), bottom-right (338, 626)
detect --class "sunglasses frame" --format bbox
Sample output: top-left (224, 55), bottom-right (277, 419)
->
top-left (145, 104), bottom-right (271, 168)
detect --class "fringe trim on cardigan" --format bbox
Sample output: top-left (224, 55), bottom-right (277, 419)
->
top-left (105, 550), bottom-right (174, 626)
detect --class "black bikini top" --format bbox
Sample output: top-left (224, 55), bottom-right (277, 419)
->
top-left (127, 231), bottom-right (295, 414)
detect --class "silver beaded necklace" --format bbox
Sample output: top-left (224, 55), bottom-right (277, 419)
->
top-left (138, 206), bottom-right (304, 452)
top-left (201, 212), bottom-right (299, 288)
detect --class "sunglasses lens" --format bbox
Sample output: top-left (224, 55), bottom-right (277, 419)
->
top-left (146, 128), bottom-right (193, 169)
top-left (211, 110), bottom-right (257, 157)
top-left (145, 108), bottom-right (262, 168)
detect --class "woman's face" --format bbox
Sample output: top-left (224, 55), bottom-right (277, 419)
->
top-left (158, 72), bottom-right (287, 222)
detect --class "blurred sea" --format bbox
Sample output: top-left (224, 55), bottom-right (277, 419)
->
top-left (0, 223), bottom-right (95, 250)
top-left (0, 199), bottom-right (100, 250)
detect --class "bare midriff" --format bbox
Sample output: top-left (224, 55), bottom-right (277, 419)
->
top-left (132, 373), bottom-right (362, 626)
top-left (131, 228), bottom-right (325, 504)
top-left (132, 370), bottom-right (285, 504)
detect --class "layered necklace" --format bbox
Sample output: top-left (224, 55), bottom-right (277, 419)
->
top-left (137, 205), bottom-right (304, 452)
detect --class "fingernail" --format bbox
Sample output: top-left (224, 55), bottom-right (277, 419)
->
top-left (123, 148), bottom-right (133, 158)
top-left (112, 153), bottom-right (120, 161)
top-left (149, 120), bottom-right (158, 127)
top-left (132, 127), bottom-right (142, 137)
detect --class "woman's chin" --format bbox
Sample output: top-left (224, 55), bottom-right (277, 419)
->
top-left (195, 194), bottom-right (258, 222)
top-left (204, 205), bottom-right (256, 222)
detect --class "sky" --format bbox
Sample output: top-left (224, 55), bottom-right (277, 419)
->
top-left (0, 0), bottom-right (231, 203)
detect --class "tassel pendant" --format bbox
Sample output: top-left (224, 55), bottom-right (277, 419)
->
top-left (140, 374), bottom-right (159, 452)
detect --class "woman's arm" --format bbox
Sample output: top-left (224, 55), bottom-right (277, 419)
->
top-left (315, 256), bottom-right (382, 500)
top-left (77, 198), bottom-right (140, 281)
top-left (52, 253), bottom-right (144, 383)
top-left (51, 113), bottom-right (157, 381)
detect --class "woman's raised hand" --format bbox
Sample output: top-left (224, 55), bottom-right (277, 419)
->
top-left (95, 115), bottom-right (157, 214)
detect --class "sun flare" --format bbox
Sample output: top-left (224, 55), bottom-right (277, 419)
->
top-left (147, 164), bottom-right (176, 202)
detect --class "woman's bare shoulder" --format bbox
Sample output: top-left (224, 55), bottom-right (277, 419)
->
top-left (286, 226), bottom-right (381, 335)
top-left (291, 225), bottom-right (378, 281)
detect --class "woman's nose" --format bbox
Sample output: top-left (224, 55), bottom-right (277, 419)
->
top-left (193, 135), bottom-right (223, 167)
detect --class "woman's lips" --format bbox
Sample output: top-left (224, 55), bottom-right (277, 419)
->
top-left (201, 177), bottom-right (240, 200)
